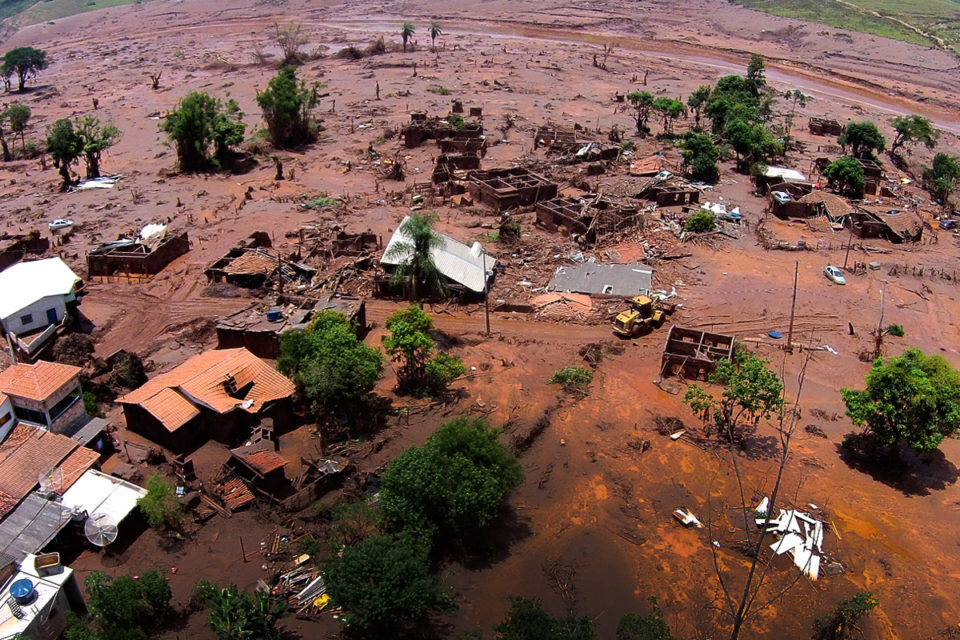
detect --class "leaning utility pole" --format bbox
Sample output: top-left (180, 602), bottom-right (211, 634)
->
top-left (786, 261), bottom-right (798, 350)
top-left (842, 218), bottom-right (854, 270)
top-left (481, 244), bottom-right (491, 336)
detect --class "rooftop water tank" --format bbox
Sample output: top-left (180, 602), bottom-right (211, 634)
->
top-left (10, 578), bottom-right (35, 605)
top-left (266, 309), bottom-right (282, 322)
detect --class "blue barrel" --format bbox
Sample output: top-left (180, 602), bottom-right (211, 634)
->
top-left (10, 578), bottom-right (34, 604)
top-left (266, 309), bottom-right (282, 322)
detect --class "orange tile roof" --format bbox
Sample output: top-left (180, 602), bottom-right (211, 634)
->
top-left (54, 446), bottom-right (100, 495)
top-left (235, 450), bottom-right (286, 476)
top-left (0, 424), bottom-right (77, 517)
top-left (118, 349), bottom-right (295, 432)
top-left (0, 361), bottom-right (81, 403)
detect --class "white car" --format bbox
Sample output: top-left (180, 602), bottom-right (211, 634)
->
top-left (655, 170), bottom-right (673, 180)
top-left (48, 219), bottom-right (73, 230)
top-left (772, 191), bottom-right (791, 205)
top-left (824, 265), bottom-right (846, 285)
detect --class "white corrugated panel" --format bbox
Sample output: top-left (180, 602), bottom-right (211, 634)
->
top-left (60, 470), bottom-right (147, 523)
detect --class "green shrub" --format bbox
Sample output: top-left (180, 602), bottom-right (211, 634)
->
top-left (82, 391), bottom-right (104, 418)
top-left (549, 366), bottom-right (594, 390)
top-left (684, 209), bottom-right (716, 233)
top-left (885, 324), bottom-right (905, 337)
top-left (448, 113), bottom-right (465, 130)
top-left (425, 352), bottom-right (466, 392)
top-left (813, 590), bottom-right (878, 640)
top-left (137, 473), bottom-right (184, 531)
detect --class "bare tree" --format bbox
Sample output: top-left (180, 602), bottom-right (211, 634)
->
top-left (274, 20), bottom-right (308, 67)
top-left (149, 71), bottom-right (161, 90)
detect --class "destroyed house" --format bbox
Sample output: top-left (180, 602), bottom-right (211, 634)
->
top-left (660, 326), bottom-right (735, 380)
top-left (808, 117), bottom-right (843, 136)
top-left (534, 125), bottom-right (579, 149)
top-left (438, 136), bottom-right (487, 156)
top-left (0, 232), bottom-right (49, 272)
top-left (216, 296), bottom-right (367, 359)
top-left (205, 247), bottom-right (316, 289)
top-left (0, 361), bottom-right (89, 436)
top-left (756, 166), bottom-right (807, 195)
top-left (639, 184), bottom-right (701, 207)
top-left (402, 116), bottom-right (483, 148)
top-left (467, 168), bottom-right (558, 211)
top-left (87, 231), bottom-right (190, 281)
top-left (0, 258), bottom-right (81, 361)
top-left (381, 217), bottom-right (496, 295)
top-left (547, 263), bottom-right (653, 298)
top-left (117, 348), bottom-right (295, 452)
top-left (850, 208), bottom-right (923, 243)
top-left (536, 197), bottom-right (643, 243)
top-left (432, 153), bottom-right (482, 183)
top-left (797, 191), bottom-right (854, 222)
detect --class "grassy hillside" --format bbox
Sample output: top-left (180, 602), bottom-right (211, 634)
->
top-left (732, 0), bottom-right (960, 54)
top-left (0, 0), bottom-right (38, 20)
top-left (20, 0), bottom-right (147, 24)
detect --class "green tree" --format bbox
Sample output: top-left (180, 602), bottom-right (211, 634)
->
top-left (684, 348), bottom-right (784, 441)
top-left (927, 152), bottom-right (960, 203)
top-left (890, 114), bottom-right (939, 153)
top-left (137, 473), bottom-right (184, 531)
top-left (841, 349), bottom-right (960, 455)
top-left (256, 66), bottom-right (323, 148)
top-left (5, 103), bottom-right (29, 154)
top-left (196, 581), bottom-right (287, 640)
top-left (627, 90), bottom-right (654, 134)
top-left (652, 97), bottom-right (684, 135)
top-left (687, 85), bottom-right (711, 130)
top-left (76, 116), bottom-right (120, 179)
top-left (66, 570), bottom-right (171, 640)
top-left (401, 21), bottom-right (416, 52)
top-left (46, 118), bottom-right (83, 190)
top-left (383, 306), bottom-right (465, 395)
top-left (782, 89), bottom-right (807, 147)
top-left (745, 53), bottom-right (766, 95)
top-left (324, 533), bottom-right (444, 632)
top-left (813, 591), bottom-right (878, 640)
top-left (705, 75), bottom-right (760, 134)
top-left (385, 212), bottom-right (447, 302)
top-left (823, 156), bottom-right (865, 198)
top-left (161, 91), bottom-right (245, 171)
top-left (381, 416), bottom-right (523, 542)
top-left (3, 46), bottom-right (48, 91)
top-left (277, 311), bottom-right (382, 416)
top-left (685, 209), bottom-right (716, 233)
top-left (429, 21), bottom-right (443, 51)
top-left (724, 118), bottom-right (778, 171)
top-left (679, 131), bottom-right (719, 182)
top-left (616, 598), bottom-right (675, 640)
top-left (494, 597), bottom-right (594, 640)
top-left (838, 121), bottom-right (885, 158)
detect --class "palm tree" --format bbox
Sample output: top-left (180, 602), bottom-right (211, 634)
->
top-left (429, 21), bottom-right (442, 52)
top-left (401, 22), bottom-right (415, 53)
top-left (385, 212), bottom-right (446, 303)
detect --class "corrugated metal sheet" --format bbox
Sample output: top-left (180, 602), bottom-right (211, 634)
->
top-left (60, 469), bottom-right (146, 523)
top-left (547, 263), bottom-right (653, 297)
top-left (0, 493), bottom-right (72, 562)
top-left (381, 216), bottom-right (496, 293)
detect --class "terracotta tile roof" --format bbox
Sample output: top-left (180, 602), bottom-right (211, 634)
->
top-left (0, 361), bottom-right (81, 402)
top-left (0, 492), bottom-right (19, 517)
top-left (218, 477), bottom-right (254, 512)
top-left (232, 447), bottom-right (286, 476)
top-left (118, 349), bottom-right (295, 433)
top-left (799, 191), bottom-right (854, 219)
top-left (54, 446), bottom-right (100, 494)
top-left (223, 251), bottom-right (276, 275)
top-left (0, 424), bottom-right (77, 517)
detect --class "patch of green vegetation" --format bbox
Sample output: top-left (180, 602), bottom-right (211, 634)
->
top-left (302, 196), bottom-right (340, 209)
top-left (549, 366), bottom-right (595, 390)
top-left (427, 85), bottom-right (452, 95)
top-left (731, 0), bottom-right (960, 53)
top-left (19, 0), bottom-right (153, 25)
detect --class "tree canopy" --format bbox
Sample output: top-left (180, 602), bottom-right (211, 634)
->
top-left (927, 152), bottom-right (960, 203)
top-left (385, 212), bottom-right (447, 301)
top-left (380, 416), bottom-right (523, 543)
top-left (627, 90), bottom-right (654, 134)
top-left (324, 533), bottom-right (444, 632)
top-left (679, 131), bottom-right (719, 182)
top-left (890, 115), bottom-right (939, 152)
top-left (5, 103), bottom-right (29, 154)
top-left (616, 599), bottom-right (675, 640)
top-left (161, 91), bottom-right (245, 171)
top-left (684, 348), bottom-right (784, 440)
top-left (687, 85), bottom-right (711, 129)
top-left (65, 570), bottom-right (171, 640)
top-left (823, 156), bottom-right (865, 198)
top-left (838, 121), bottom-right (885, 158)
top-left (841, 349), bottom-right (960, 455)
top-left (652, 97), bottom-right (684, 135)
top-left (724, 117), bottom-right (778, 171)
top-left (256, 66), bottom-right (323, 148)
top-left (494, 597), bottom-right (594, 640)
top-left (2, 46), bottom-right (47, 91)
top-left (195, 581), bottom-right (287, 640)
top-left (76, 116), bottom-right (121, 179)
top-left (46, 118), bottom-right (83, 190)
top-left (277, 310), bottom-right (382, 416)
top-left (401, 21), bottom-right (416, 52)
top-left (383, 306), bottom-right (464, 395)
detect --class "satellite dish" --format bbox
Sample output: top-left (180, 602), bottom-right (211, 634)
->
top-left (38, 468), bottom-right (64, 495)
top-left (84, 513), bottom-right (118, 547)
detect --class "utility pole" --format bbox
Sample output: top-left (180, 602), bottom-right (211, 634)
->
top-left (842, 217), bottom-right (854, 270)
top-left (877, 280), bottom-right (887, 334)
top-left (786, 260), bottom-right (798, 351)
top-left (481, 244), bottom-right (491, 336)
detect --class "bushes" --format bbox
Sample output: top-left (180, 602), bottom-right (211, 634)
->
top-left (137, 473), bottom-right (184, 531)
top-left (494, 597), bottom-right (594, 640)
top-left (66, 570), bottom-right (171, 640)
top-left (813, 590), bottom-right (878, 640)
top-left (684, 209), bottom-right (716, 233)
top-left (383, 306), bottom-right (465, 396)
top-left (679, 131), bottom-right (719, 182)
top-left (195, 581), bottom-right (287, 640)
top-left (549, 366), bottom-right (594, 391)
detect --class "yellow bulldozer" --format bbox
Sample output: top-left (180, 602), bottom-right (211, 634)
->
top-left (612, 295), bottom-right (674, 338)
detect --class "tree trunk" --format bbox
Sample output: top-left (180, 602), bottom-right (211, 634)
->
top-left (85, 152), bottom-right (101, 179)
top-left (0, 131), bottom-right (10, 162)
top-left (17, 72), bottom-right (25, 92)
top-left (58, 163), bottom-right (72, 191)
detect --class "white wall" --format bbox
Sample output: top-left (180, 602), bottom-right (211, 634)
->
top-left (0, 295), bottom-right (67, 336)
top-left (0, 395), bottom-right (13, 442)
